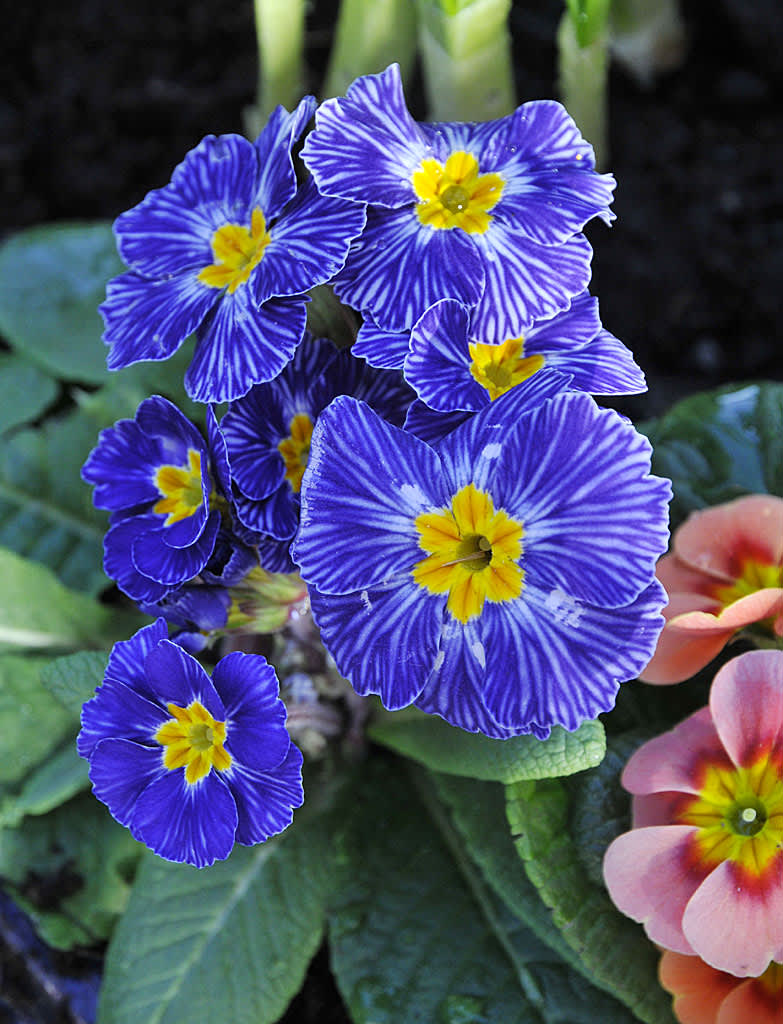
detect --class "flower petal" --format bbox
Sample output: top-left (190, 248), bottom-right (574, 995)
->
top-left (545, 328), bottom-right (647, 395)
top-left (88, 738), bottom-right (166, 828)
top-left (103, 619), bottom-right (169, 696)
top-left (131, 510), bottom-right (220, 585)
top-left (621, 706), bottom-right (727, 796)
top-left (229, 744), bottom-right (304, 846)
top-left (211, 651), bottom-right (290, 772)
top-left (709, 650), bottom-right (783, 769)
top-left (674, 496), bottom-right (783, 579)
top-left (637, 593), bottom-right (734, 685)
top-left (352, 317), bottom-right (410, 370)
top-left (79, 679), bottom-right (168, 759)
top-left (253, 96), bottom-right (316, 220)
top-left (658, 951), bottom-right (739, 1024)
top-left (405, 299), bottom-right (487, 412)
top-left (142, 638), bottom-right (226, 720)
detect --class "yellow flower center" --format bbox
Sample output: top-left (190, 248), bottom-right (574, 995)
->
top-left (277, 413), bottom-right (314, 493)
top-left (198, 207), bottom-right (271, 293)
top-left (155, 700), bottom-right (231, 785)
top-left (412, 483), bottom-right (524, 622)
top-left (713, 557), bottom-right (783, 609)
top-left (675, 752), bottom-right (783, 877)
top-left (468, 337), bottom-right (546, 401)
top-left (413, 151), bottom-right (504, 234)
top-left (153, 449), bottom-right (204, 525)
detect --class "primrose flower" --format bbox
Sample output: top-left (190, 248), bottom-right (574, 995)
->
top-left (659, 951), bottom-right (783, 1024)
top-left (603, 650), bottom-right (783, 977)
top-left (78, 619), bottom-right (303, 868)
top-left (292, 381), bottom-right (670, 738)
top-left (101, 98), bottom-right (365, 403)
top-left (640, 495), bottom-right (783, 684)
top-left (302, 63), bottom-right (615, 334)
top-left (220, 335), bottom-right (412, 541)
top-left (82, 396), bottom-right (224, 603)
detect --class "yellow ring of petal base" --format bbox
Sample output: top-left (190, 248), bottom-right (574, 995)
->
top-left (153, 448), bottom-right (204, 525)
top-left (675, 753), bottom-right (783, 876)
top-left (413, 151), bottom-right (504, 234)
top-left (198, 207), bottom-right (271, 293)
top-left (468, 337), bottom-right (546, 401)
top-left (413, 483), bottom-right (524, 623)
top-left (277, 412), bottom-right (314, 493)
top-left (155, 700), bottom-right (231, 785)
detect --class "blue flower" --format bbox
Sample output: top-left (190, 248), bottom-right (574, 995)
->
top-left (302, 64), bottom-right (614, 334)
top-left (82, 395), bottom-right (225, 603)
top-left (292, 387), bottom-right (671, 739)
top-left (78, 619), bottom-right (304, 868)
top-left (220, 335), bottom-right (413, 541)
top-left (101, 99), bottom-right (366, 403)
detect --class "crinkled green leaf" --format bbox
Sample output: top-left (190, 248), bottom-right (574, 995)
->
top-left (644, 381), bottom-right (783, 530)
top-left (0, 793), bottom-right (142, 949)
top-left (507, 777), bottom-right (675, 1024)
top-left (0, 547), bottom-right (145, 652)
top-left (329, 760), bottom-right (640, 1024)
top-left (0, 739), bottom-right (88, 827)
top-left (0, 222), bottom-right (124, 383)
top-left (0, 654), bottom-right (73, 786)
top-left (368, 706), bottom-right (605, 782)
top-left (98, 781), bottom-right (342, 1024)
top-left (40, 650), bottom-right (110, 715)
top-left (0, 353), bottom-right (58, 434)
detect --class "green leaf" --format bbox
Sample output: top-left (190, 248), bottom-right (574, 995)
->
top-left (368, 706), bottom-right (605, 782)
top-left (565, 0), bottom-right (612, 47)
top-left (0, 353), bottom-right (58, 434)
top-left (0, 654), bottom-right (74, 787)
top-left (507, 777), bottom-right (676, 1024)
top-left (0, 739), bottom-right (88, 827)
top-left (0, 408), bottom-right (109, 593)
top-left (0, 222), bottom-right (124, 383)
top-left (0, 793), bottom-right (142, 949)
top-left (329, 760), bottom-right (640, 1024)
top-left (0, 547), bottom-right (145, 652)
top-left (40, 650), bottom-right (110, 714)
top-left (98, 783), bottom-right (342, 1024)
top-left (644, 381), bottom-right (783, 530)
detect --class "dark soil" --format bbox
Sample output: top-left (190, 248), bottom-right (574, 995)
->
top-left (1, 0), bottom-right (782, 1020)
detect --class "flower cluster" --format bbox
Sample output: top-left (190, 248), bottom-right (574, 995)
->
top-left (81, 65), bottom-right (671, 866)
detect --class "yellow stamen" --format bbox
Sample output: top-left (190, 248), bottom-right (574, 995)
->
top-left (413, 483), bottom-right (524, 622)
top-left (155, 700), bottom-right (231, 785)
top-left (153, 449), bottom-right (204, 525)
top-left (413, 151), bottom-right (504, 234)
top-left (198, 207), bottom-right (271, 293)
top-left (277, 413), bottom-right (314, 493)
top-left (468, 336), bottom-right (546, 401)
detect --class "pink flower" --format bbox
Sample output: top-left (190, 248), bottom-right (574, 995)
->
top-left (640, 495), bottom-right (783, 684)
top-left (659, 951), bottom-right (783, 1024)
top-left (603, 650), bottom-right (783, 977)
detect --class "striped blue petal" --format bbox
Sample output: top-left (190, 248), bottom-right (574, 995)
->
top-left (233, 482), bottom-right (299, 540)
top-left (88, 739), bottom-right (166, 829)
top-left (301, 64), bottom-right (428, 207)
top-left (294, 396), bottom-right (449, 595)
top-left (495, 392), bottom-right (671, 608)
top-left (471, 228), bottom-right (593, 338)
top-left (132, 769), bottom-right (238, 868)
top-left (334, 206), bottom-right (484, 331)
top-left (131, 510), bottom-right (220, 586)
top-left (78, 678), bottom-right (168, 759)
top-left (136, 394), bottom-right (206, 455)
top-left (310, 349), bottom-right (413, 427)
top-left (546, 328), bottom-right (647, 395)
top-left (101, 271), bottom-right (216, 371)
top-left (229, 744), bottom-right (304, 847)
top-left (117, 134), bottom-right (258, 278)
top-left (254, 178), bottom-right (366, 306)
top-left (212, 652), bottom-right (290, 772)
top-left (81, 416), bottom-right (165, 510)
top-left (253, 97), bottom-right (316, 221)
top-left (185, 290), bottom-right (308, 404)
top-left (479, 579), bottom-right (667, 736)
top-left (405, 299), bottom-right (486, 412)
top-left (353, 317), bottom-right (410, 370)
top-left (521, 290), bottom-right (601, 351)
top-left (221, 390), bottom-right (290, 501)
top-left (103, 619), bottom-right (169, 696)
top-left (142, 638), bottom-right (226, 720)
top-left (104, 517), bottom-right (173, 603)
top-left (414, 617), bottom-right (517, 738)
top-left (403, 402), bottom-right (472, 446)
top-left (309, 582), bottom-right (443, 709)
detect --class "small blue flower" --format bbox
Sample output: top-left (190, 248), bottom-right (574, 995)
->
top-left (220, 335), bottom-right (413, 541)
top-left (101, 99), bottom-right (366, 403)
top-left (82, 395), bottom-right (225, 603)
top-left (302, 64), bottom-right (614, 334)
top-left (78, 619), bottom-right (304, 868)
top-left (292, 387), bottom-right (671, 739)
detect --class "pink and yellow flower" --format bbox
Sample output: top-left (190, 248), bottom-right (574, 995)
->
top-left (603, 650), bottom-right (783, 977)
top-left (659, 951), bottom-right (783, 1024)
top-left (640, 495), bottom-right (783, 684)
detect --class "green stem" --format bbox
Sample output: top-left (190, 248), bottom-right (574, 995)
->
top-left (248, 0), bottom-right (307, 134)
top-left (557, 9), bottom-right (609, 169)
top-left (415, 0), bottom-right (515, 122)
top-left (322, 0), bottom-right (419, 99)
